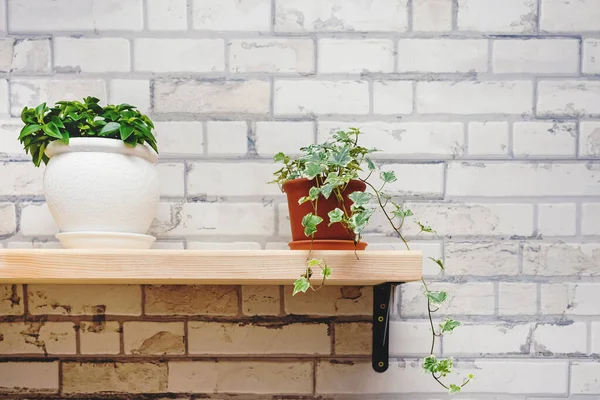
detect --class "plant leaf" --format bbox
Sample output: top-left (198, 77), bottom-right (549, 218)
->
top-left (448, 384), bottom-right (461, 394)
top-left (329, 145), bottom-right (352, 167)
top-left (99, 121), bottom-right (121, 136)
top-left (301, 213), bottom-right (323, 237)
top-left (429, 257), bottom-right (445, 271)
top-left (380, 170), bottom-right (397, 183)
top-left (273, 152), bottom-right (286, 162)
top-left (119, 122), bottom-right (134, 141)
top-left (348, 191), bottom-right (372, 206)
top-left (304, 162), bottom-right (324, 180)
top-left (426, 290), bottom-right (448, 304)
top-left (34, 102), bottom-right (46, 123)
top-left (322, 265), bottom-right (332, 278)
top-left (439, 318), bottom-right (461, 334)
top-left (328, 208), bottom-right (344, 225)
top-left (365, 157), bottom-right (376, 171)
top-left (41, 122), bottom-right (63, 139)
top-left (293, 277), bottom-right (311, 296)
top-left (18, 124), bottom-right (41, 140)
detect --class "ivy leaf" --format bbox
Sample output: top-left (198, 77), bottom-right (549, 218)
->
top-left (439, 318), bottom-right (461, 334)
top-left (448, 384), bottom-right (461, 394)
top-left (426, 291), bottom-right (448, 304)
top-left (348, 191), bottom-right (372, 206)
top-left (319, 182), bottom-right (335, 199)
top-left (417, 221), bottom-right (435, 234)
top-left (308, 186), bottom-right (321, 201)
top-left (298, 196), bottom-right (311, 205)
top-left (322, 265), bottom-right (332, 278)
top-left (307, 259), bottom-right (322, 268)
top-left (391, 205), bottom-right (413, 219)
top-left (18, 124), bottom-right (41, 140)
top-left (293, 277), bottom-right (311, 296)
top-left (304, 162), bottom-right (324, 180)
top-left (273, 152), bottom-right (286, 162)
top-left (349, 208), bottom-right (374, 234)
top-left (429, 257), bottom-right (445, 270)
top-left (99, 121), bottom-right (121, 136)
top-left (329, 145), bottom-right (352, 167)
top-left (365, 157), bottom-right (376, 171)
top-left (423, 355), bottom-right (438, 373)
top-left (301, 213), bottom-right (323, 236)
top-left (328, 208), bottom-right (344, 225)
top-left (41, 122), bottom-right (63, 139)
top-left (380, 170), bottom-right (397, 183)
top-left (119, 122), bottom-right (134, 141)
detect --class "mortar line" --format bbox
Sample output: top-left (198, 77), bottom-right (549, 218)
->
top-left (536, 0), bottom-right (542, 33)
top-left (269, 77), bottom-right (275, 117)
top-left (578, 36), bottom-right (583, 74)
top-left (487, 38), bottom-right (493, 73)
top-left (507, 120), bottom-right (515, 158)
top-left (532, 77), bottom-right (539, 119)
top-left (406, 0), bottom-right (413, 32)
top-left (22, 283), bottom-right (29, 317)
top-left (575, 118), bottom-right (581, 159)
top-left (451, 0), bottom-right (459, 31)
top-left (224, 39), bottom-right (230, 76)
top-left (532, 203), bottom-right (539, 238)
top-left (186, 0), bottom-right (194, 31)
top-left (58, 360), bottom-right (63, 396)
top-left (142, 0), bottom-right (149, 31)
top-left (75, 321), bottom-right (81, 355)
top-left (271, 0), bottom-right (276, 33)
top-left (119, 320), bottom-right (125, 355)
top-left (536, 283), bottom-right (541, 315)
top-left (279, 285), bottom-right (286, 316)
top-left (586, 321), bottom-right (592, 355)
top-left (493, 281), bottom-right (499, 317)
top-left (368, 80), bottom-right (374, 115)
top-left (393, 38), bottom-right (399, 73)
top-left (575, 202), bottom-right (583, 237)
top-left (141, 284), bottom-right (147, 316)
top-left (184, 319), bottom-right (190, 356)
top-left (202, 120), bottom-right (208, 157)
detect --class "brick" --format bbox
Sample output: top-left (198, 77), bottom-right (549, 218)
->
top-left (275, 0), bottom-right (408, 32)
top-left (583, 39), bottom-right (600, 74)
top-left (193, 0), bottom-right (271, 31)
top-left (541, 283), bottom-right (600, 315)
top-left (156, 163), bottom-right (185, 197)
top-left (418, 81), bottom-right (533, 114)
top-left (188, 242), bottom-right (261, 250)
top-left (54, 37), bottom-right (129, 73)
top-left (241, 285), bottom-right (280, 315)
top-left (20, 203), bottom-right (57, 236)
top-left (135, 39), bottom-right (224, 73)
top-left (255, 121), bottom-right (314, 156)
top-left (145, 285), bottom-right (238, 315)
top-left (124, 322), bottom-right (184, 355)
top-left (532, 323), bottom-right (587, 355)
top-left (0, 362), bottom-right (58, 393)
top-left (0, 119), bottom-right (24, 158)
top-left (413, 0), bottom-right (452, 31)
top-left (583, 203), bottom-right (600, 235)
top-left (318, 121), bottom-right (464, 157)
top-left (168, 360), bottom-right (313, 393)
top-left (370, 163), bottom-right (445, 198)
top-left (79, 321), bottom-right (120, 355)
top-left (316, 360), bottom-right (568, 394)
top-left (11, 79), bottom-right (106, 116)
top-left (372, 81), bottom-right (413, 115)
top-left (572, 362), bottom-right (600, 394)
top-left (189, 322), bottom-right (330, 354)
top-left (154, 121), bottom-right (204, 156)
top-left (392, 203), bottom-right (534, 237)
top-left (0, 284), bottom-right (23, 315)
top-left (390, 321), bottom-right (440, 355)
top-left (444, 323), bottom-right (531, 355)
top-left (457, 0), bottom-right (537, 33)
top-left (188, 162), bottom-right (278, 197)
top-left (206, 121), bottom-right (248, 155)
top-left (513, 121), bottom-right (576, 157)
top-left (445, 242), bottom-right (520, 276)
top-left (8, 0), bottom-right (143, 32)
top-left (499, 283), bottom-right (537, 315)
top-left (0, 203), bottom-right (15, 235)
top-left (467, 121), bottom-right (509, 156)
top-left (62, 362), bottom-right (167, 393)
top-left (538, 80), bottom-right (600, 117)
top-left (401, 282), bottom-right (495, 317)
top-left (284, 286), bottom-right (372, 315)
top-left (230, 39), bottom-right (314, 74)
top-left (319, 39), bottom-right (394, 73)
top-left (275, 80), bottom-right (369, 115)
top-left (0, 0), bottom-right (5, 34)
top-left (1, 38), bottom-right (51, 73)
top-left (0, 322), bottom-right (76, 354)
top-left (0, 162), bottom-right (43, 195)
top-left (109, 79), bottom-right (150, 113)
top-left (580, 121), bottom-right (600, 157)
top-left (524, 244), bottom-right (600, 277)
top-left (493, 39), bottom-right (578, 73)
top-left (538, 203), bottom-right (576, 236)
top-left (154, 79), bottom-right (270, 114)
top-left (334, 322), bottom-right (370, 355)
top-left (398, 39), bottom-right (488, 73)
top-left (147, 0), bottom-right (187, 31)
top-left (540, 0), bottom-right (600, 32)
top-left (447, 162), bottom-right (600, 197)
top-left (592, 323), bottom-right (600, 354)
top-left (28, 284), bottom-right (142, 315)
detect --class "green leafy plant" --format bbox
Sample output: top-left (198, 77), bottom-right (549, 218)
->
top-left (272, 128), bottom-right (473, 394)
top-left (19, 96), bottom-right (158, 166)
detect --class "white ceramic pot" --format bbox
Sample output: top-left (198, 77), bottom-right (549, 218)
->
top-left (44, 137), bottom-right (160, 248)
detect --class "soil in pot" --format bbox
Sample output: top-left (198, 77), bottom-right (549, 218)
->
top-left (282, 178), bottom-right (368, 249)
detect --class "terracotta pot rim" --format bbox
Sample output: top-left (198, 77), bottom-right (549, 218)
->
top-left (282, 177), bottom-right (366, 192)
top-left (288, 239), bottom-right (368, 250)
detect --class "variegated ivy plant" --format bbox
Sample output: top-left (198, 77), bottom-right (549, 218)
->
top-left (272, 128), bottom-right (473, 394)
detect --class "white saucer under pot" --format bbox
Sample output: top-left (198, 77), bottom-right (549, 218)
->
top-left (44, 138), bottom-right (160, 249)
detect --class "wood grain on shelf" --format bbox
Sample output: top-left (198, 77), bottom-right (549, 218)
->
top-left (0, 249), bottom-right (423, 285)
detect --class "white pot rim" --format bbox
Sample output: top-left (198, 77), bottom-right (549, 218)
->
top-left (45, 137), bottom-right (158, 164)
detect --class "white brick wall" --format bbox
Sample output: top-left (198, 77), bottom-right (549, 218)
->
top-left (1, 0), bottom-right (600, 397)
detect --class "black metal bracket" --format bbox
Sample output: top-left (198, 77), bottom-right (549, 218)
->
top-left (372, 282), bottom-right (402, 373)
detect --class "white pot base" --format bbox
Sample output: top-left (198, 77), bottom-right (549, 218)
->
top-left (56, 232), bottom-right (156, 249)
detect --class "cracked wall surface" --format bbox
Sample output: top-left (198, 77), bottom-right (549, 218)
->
top-left (1, 0), bottom-right (600, 398)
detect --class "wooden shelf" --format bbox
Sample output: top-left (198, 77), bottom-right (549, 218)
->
top-left (0, 249), bottom-right (422, 285)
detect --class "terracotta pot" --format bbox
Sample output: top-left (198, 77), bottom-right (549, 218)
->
top-left (282, 178), bottom-right (368, 248)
